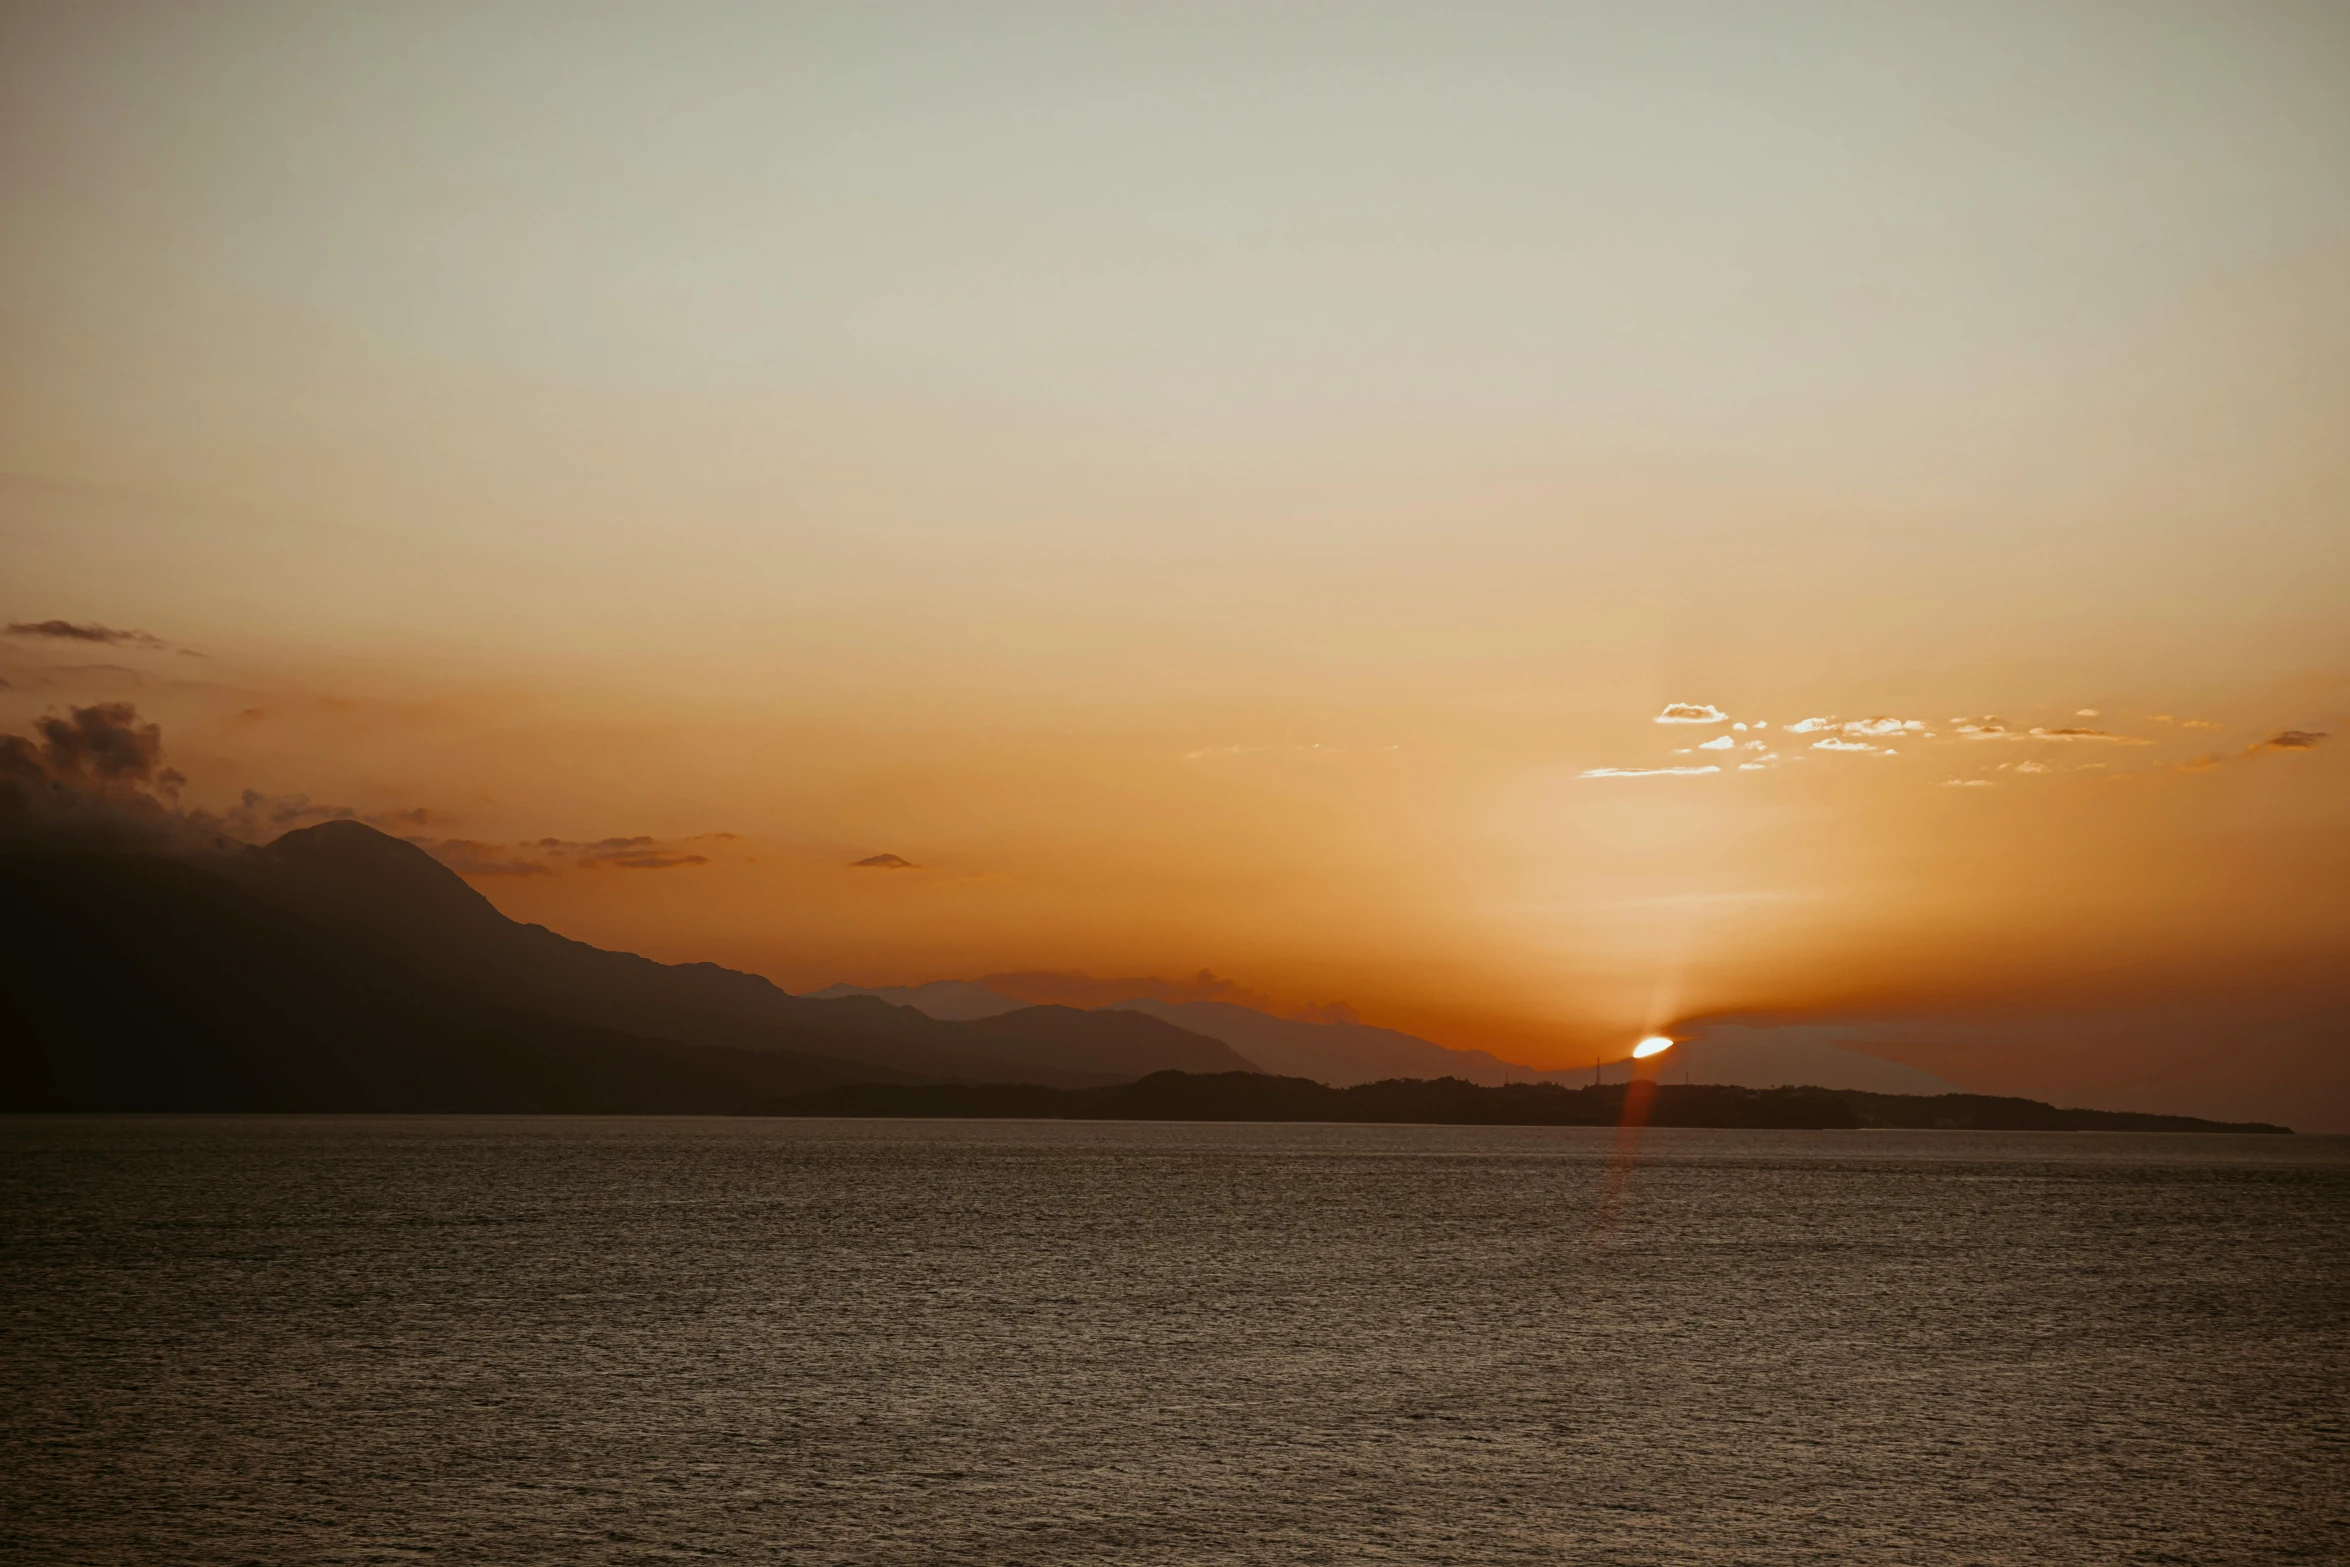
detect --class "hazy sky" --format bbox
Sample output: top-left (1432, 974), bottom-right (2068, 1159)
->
top-left (4, 2), bottom-right (2345, 1123)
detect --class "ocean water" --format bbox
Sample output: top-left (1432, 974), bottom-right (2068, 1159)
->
top-left (2, 1118), bottom-right (2343, 1566)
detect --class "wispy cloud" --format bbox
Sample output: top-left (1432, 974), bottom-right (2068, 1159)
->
top-left (413, 838), bottom-right (556, 876)
top-left (1580, 765), bottom-right (1721, 778)
top-left (2183, 728), bottom-right (2333, 773)
top-left (852, 852), bottom-right (919, 869)
top-left (414, 831), bottom-right (735, 876)
top-left (2026, 726), bottom-right (2148, 743)
top-left (5, 619), bottom-right (164, 648)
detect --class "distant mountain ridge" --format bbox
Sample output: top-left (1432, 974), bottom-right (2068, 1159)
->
top-left (770, 1071), bottom-right (2293, 1133)
top-left (1, 822), bottom-right (1254, 1111)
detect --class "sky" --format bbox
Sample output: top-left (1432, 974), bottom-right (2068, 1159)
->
top-left (3, 1), bottom-right (2345, 1125)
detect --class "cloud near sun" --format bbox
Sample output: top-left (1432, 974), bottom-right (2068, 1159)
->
top-left (1583, 703), bottom-right (2329, 784)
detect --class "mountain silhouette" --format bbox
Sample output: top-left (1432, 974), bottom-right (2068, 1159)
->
top-left (1, 822), bottom-right (1254, 1111)
top-left (816, 982), bottom-right (1960, 1094)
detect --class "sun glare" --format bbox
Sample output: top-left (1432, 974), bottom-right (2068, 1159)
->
top-left (1632, 1036), bottom-right (1676, 1059)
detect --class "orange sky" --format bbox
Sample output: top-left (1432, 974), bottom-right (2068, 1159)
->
top-left (3, 3), bottom-right (2346, 1125)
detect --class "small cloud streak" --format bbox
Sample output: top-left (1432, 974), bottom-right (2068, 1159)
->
top-left (1953, 717), bottom-right (2147, 744)
top-left (2026, 726), bottom-right (2149, 744)
top-left (5, 619), bottom-right (165, 648)
top-left (852, 852), bottom-right (919, 869)
top-left (414, 831), bottom-right (733, 876)
top-left (414, 838), bottom-right (556, 876)
top-left (1581, 765), bottom-right (1721, 778)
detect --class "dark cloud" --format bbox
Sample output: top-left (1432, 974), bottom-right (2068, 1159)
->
top-left (5, 620), bottom-right (164, 647)
top-left (29, 703), bottom-right (164, 785)
top-left (0, 704), bottom-right (202, 851)
top-left (852, 852), bottom-right (918, 869)
top-left (598, 851), bottom-right (709, 870)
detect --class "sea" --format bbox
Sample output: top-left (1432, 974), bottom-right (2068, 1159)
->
top-left (3, 1116), bottom-right (2343, 1565)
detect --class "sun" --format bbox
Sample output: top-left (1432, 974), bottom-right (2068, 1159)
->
top-left (1631, 1036), bottom-right (1676, 1059)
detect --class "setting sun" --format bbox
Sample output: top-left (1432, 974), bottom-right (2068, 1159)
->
top-left (1632, 1037), bottom-right (1677, 1060)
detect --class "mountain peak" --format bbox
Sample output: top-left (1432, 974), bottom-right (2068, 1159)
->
top-left (258, 820), bottom-right (507, 927)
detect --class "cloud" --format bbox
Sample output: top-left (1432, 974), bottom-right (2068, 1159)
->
top-left (20, 702), bottom-right (166, 785)
top-left (852, 852), bottom-right (919, 869)
top-left (2186, 729), bottom-right (2333, 772)
top-left (1793, 716), bottom-right (1930, 741)
top-left (1698, 735), bottom-right (1735, 750)
top-left (1580, 765), bottom-right (1721, 778)
top-left (1655, 703), bottom-right (1728, 725)
top-left (1942, 779), bottom-right (1994, 788)
top-left (0, 704), bottom-right (199, 851)
top-left (1811, 737), bottom-right (1892, 753)
top-left (4, 619), bottom-right (164, 648)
